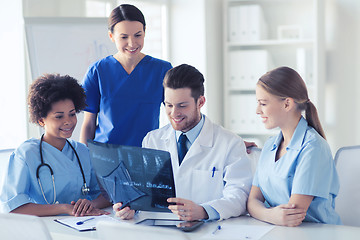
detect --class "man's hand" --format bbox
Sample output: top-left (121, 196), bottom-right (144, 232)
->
top-left (113, 202), bottom-right (135, 220)
top-left (167, 197), bottom-right (208, 221)
top-left (244, 141), bottom-right (258, 154)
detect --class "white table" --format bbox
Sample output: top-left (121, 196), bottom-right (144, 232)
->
top-left (43, 212), bottom-right (360, 240)
top-left (187, 216), bottom-right (360, 240)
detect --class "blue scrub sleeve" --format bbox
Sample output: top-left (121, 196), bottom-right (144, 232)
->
top-left (82, 66), bottom-right (100, 114)
top-left (0, 153), bottom-right (32, 212)
top-left (291, 142), bottom-right (334, 199)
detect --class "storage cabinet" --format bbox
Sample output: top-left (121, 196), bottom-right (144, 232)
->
top-left (223, 0), bottom-right (325, 146)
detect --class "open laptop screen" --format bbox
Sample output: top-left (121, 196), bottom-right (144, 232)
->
top-left (87, 140), bottom-right (175, 212)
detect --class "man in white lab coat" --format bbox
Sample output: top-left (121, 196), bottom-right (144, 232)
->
top-left (114, 64), bottom-right (252, 221)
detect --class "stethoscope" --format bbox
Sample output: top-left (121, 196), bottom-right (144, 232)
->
top-left (37, 134), bottom-right (90, 204)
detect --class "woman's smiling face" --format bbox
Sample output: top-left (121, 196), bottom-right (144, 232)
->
top-left (109, 20), bottom-right (145, 59)
top-left (39, 99), bottom-right (77, 148)
top-left (256, 85), bottom-right (287, 130)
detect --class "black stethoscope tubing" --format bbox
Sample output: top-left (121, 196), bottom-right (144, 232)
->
top-left (36, 134), bottom-right (89, 203)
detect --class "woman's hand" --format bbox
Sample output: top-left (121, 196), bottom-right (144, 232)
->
top-left (71, 199), bottom-right (109, 216)
top-left (167, 197), bottom-right (208, 221)
top-left (83, 207), bottom-right (110, 216)
top-left (268, 203), bottom-right (306, 227)
top-left (113, 202), bottom-right (135, 220)
top-left (71, 199), bottom-right (94, 217)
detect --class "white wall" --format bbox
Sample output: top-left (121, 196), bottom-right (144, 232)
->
top-left (325, 0), bottom-right (360, 153)
top-left (168, 0), bottom-right (223, 124)
top-left (0, 0), bottom-right (27, 149)
top-left (204, 0), bottom-right (223, 125)
top-left (169, 0), bottom-right (360, 154)
top-left (23, 0), bottom-right (86, 17)
top-left (168, 0), bottom-right (206, 70)
top-left (3, 0), bottom-right (360, 154)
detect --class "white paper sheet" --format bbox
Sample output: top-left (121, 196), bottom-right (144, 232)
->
top-left (201, 224), bottom-right (275, 240)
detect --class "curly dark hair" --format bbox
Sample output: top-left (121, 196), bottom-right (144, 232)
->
top-left (28, 73), bottom-right (87, 124)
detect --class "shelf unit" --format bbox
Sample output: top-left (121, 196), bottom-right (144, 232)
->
top-left (223, 0), bottom-right (325, 146)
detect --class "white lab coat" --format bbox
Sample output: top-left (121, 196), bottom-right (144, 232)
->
top-left (142, 116), bottom-right (252, 220)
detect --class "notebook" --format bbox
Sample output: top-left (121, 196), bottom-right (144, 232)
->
top-left (87, 140), bottom-right (176, 212)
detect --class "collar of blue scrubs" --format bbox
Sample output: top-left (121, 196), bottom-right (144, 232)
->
top-left (271, 116), bottom-right (308, 151)
top-left (175, 114), bottom-right (205, 145)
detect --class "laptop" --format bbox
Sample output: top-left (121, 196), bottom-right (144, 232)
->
top-left (87, 140), bottom-right (176, 212)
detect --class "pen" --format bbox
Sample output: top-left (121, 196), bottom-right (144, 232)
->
top-left (212, 167), bottom-right (216, 177)
top-left (212, 225), bottom-right (221, 234)
top-left (76, 217), bottom-right (95, 225)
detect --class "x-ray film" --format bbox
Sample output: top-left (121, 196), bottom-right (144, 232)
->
top-left (88, 140), bottom-right (175, 212)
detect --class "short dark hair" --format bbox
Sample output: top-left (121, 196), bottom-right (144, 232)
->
top-left (108, 4), bottom-right (146, 33)
top-left (28, 74), bottom-right (86, 124)
top-left (163, 64), bottom-right (205, 101)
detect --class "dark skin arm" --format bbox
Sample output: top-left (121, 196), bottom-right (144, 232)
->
top-left (12, 195), bottom-right (111, 217)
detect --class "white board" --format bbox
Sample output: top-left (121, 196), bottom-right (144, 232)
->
top-left (25, 17), bottom-right (117, 81)
top-left (25, 17), bottom-right (117, 141)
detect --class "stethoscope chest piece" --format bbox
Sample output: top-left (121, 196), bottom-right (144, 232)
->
top-left (81, 183), bottom-right (90, 196)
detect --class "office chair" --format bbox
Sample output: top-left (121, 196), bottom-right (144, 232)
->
top-left (0, 148), bottom-right (14, 165)
top-left (334, 145), bottom-right (360, 226)
top-left (247, 147), bottom-right (262, 175)
top-left (0, 149), bottom-right (14, 189)
top-left (0, 213), bottom-right (52, 240)
top-left (97, 221), bottom-right (190, 240)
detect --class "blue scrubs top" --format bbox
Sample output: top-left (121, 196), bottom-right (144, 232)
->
top-left (0, 138), bottom-right (100, 213)
top-left (83, 55), bottom-right (172, 146)
top-left (253, 117), bottom-right (342, 224)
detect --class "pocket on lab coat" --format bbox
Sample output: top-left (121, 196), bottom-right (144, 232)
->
top-left (191, 169), bottom-right (223, 204)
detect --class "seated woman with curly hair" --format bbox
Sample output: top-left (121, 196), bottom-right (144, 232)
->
top-left (0, 74), bottom-right (110, 216)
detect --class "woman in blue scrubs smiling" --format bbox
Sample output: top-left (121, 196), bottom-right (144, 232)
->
top-left (80, 4), bottom-right (172, 147)
top-left (247, 66), bottom-right (341, 226)
top-left (0, 74), bottom-right (110, 216)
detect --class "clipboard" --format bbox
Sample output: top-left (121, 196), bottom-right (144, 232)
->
top-left (54, 215), bottom-right (118, 232)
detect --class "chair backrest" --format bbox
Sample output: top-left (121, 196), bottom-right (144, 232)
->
top-left (0, 213), bottom-right (52, 240)
top-left (334, 145), bottom-right (360, 226)
top-left (0, 149), bottom-right (14, 166)
top-left (247, 147), bottom-right (262, 175)
top-left (0, 149), bottom-right (14, 191)
top-left (97, 221), bottom-right (190, 240)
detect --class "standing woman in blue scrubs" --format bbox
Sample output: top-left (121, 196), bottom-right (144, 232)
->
top-left (0, 74), bottom-right (110, 216)
top-left (80, 4), bottom-right (172, 146)
top-left (247, 66), bottom-right (341, 226)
